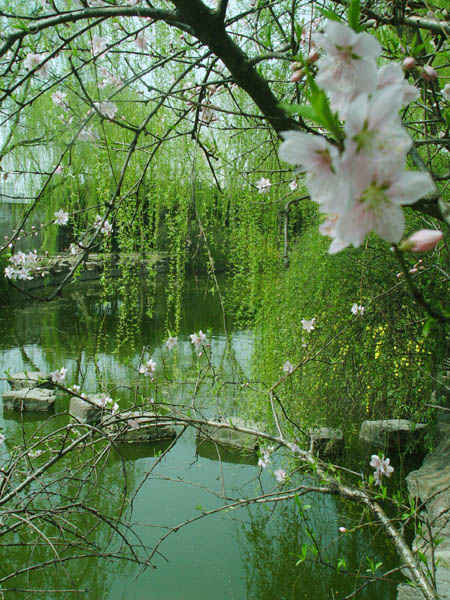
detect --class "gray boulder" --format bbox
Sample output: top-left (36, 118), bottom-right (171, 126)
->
top-left (397, 416), bottom-right (450, 600)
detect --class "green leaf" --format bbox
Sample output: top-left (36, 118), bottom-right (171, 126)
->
top-left (347, 0), bottom-right (361, 32)
top-left (317, 7), bottom-right (343, 23)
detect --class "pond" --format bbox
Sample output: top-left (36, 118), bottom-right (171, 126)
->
top-left (0, 274), bottom-right (401, 599)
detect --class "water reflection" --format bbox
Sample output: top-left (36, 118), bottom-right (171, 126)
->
top-left (0, 276), bottom-right (399, 599)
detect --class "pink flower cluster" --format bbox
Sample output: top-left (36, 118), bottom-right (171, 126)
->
top-left (279, 21), bottom-right (435, 254)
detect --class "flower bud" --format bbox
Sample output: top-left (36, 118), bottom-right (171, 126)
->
top-left (290, 69), bottom-right (304, 83)
top-left (422, 65), bottom-right (438, 82)
top-left (400, 229), bottom-right (443, 252)
top-left (289, 62), bottom-right (302, 72)
top-left (402, 57), bottom-right (416, 71)
top-left (306, 50), bottom-right (319, 65)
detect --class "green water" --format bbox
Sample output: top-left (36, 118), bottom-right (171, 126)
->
top-left (0, 276), bottom-right (400, 599)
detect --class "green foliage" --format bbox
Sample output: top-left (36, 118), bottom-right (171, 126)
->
top-left (251, 216), bottom-right (448, 433)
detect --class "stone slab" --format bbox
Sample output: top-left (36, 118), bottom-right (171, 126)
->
top-left (7, 371), bottom-right (52, 390)
top-left (309, 427), bottom-right (344, 456)
top-left (360, 419), bottom-right (426, 448)
top-left (197, 417), bottom-right (260, 452)
top-left (101, 411), bottom-right (176, 443)
top-left (3, 388), bottom-right (56, 412)
top-left (69, 396), bottom-right (104, 424)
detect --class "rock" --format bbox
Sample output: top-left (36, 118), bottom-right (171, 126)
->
top-left (309, 427), bottom-right (344, 457)
top-left (7, 371), bottom-right (51, 390)
top-left (197, 417), bottom-right (260, 452)
top-left (359, 419), bottom-right (426, 449)
top-left (101, 411), bottom-right (176, 443)
top-left (397, 415), bottom-right (450, 600)
top-left (196, 438), bottom-right (258, 466)
top-left (3, 388), bottom-right (56, 412)
top-left (69, 396), bottom-right (104, 424)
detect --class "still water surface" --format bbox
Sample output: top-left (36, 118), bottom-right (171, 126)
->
top-left (0, 276), bottom-right (399, 599)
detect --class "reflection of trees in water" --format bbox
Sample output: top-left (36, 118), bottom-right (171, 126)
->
top-left (0, 421), bottom-right (157, 598)
top-left (240, 492), bottom-right (400, 600)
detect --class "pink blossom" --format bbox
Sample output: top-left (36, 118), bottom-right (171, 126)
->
top-left (376, 63), bottom-right (419, 106)
top-left (52, 90), bottom-right (67, 106)
top-left (136, 32), bottom-right (147, 51)
top-left (370, 454), bottom-right (394, 486)
top-left (312, 21), bottom-right (381, 116)
top-left (274, 469), bottom-right (287, 483)
top-left (333, 164), bottom-right (435, 250)
top-left (400, 229), bottom-right (443, 252)
top-left (91, 36), bottom-right (107, 56)
top-left (24, 52), bottom-right (50, 76)
top-left (279, 131), bottom-right (341, 209)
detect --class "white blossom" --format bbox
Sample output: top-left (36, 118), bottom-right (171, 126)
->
top-left (282, 360), bottom-right (294, 374)
top-left (370, 454), bottom-right (394, 486)
top-left (443, 84), bottom-right (450, 101)
top-left (351, 303), bottom-right (365, 316)
top-left (274, 469), bottom-right (287, 483)
top-left (334, 165), bottom-right (435, 250)
top-left (166, 336), bottom-right (178, 350)
top-left (94, 214), bottom-right (113, 235)
top-left (54, 209), bottom-right (69, 226)
top-left (279, 131), bottom-right (342, 210)
top-left (93, 101), bottom-right (118, 120)
top-left (50, 367), bottom-right (67, 384)
top-left (78, 126), bottom-right (98, 142)
top-left (4, 251), bottom-right (39, 281)
top-left (312, 21), bottom-right (381, 116)
top-left (255, 177), bottom-right (271, 194)
top-left (258, 447), bottom-right (272, 468)
top-left (139, 358), bottom-right (156, 377)
top-left (190, 330), bottom-right (207, 348)
top-left (301, 318), bottom-right (316, 332)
